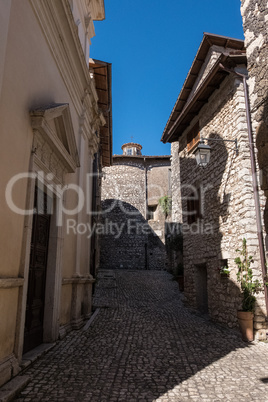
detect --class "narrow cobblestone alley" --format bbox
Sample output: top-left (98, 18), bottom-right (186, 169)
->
top-left (14, 270), bottom-right (268, 402)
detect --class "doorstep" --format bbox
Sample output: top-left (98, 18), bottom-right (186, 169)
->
top-left (0, 376), bottom-right (30, 402)
top-left (0, 343), bottom-right (56, 401)
top-left (21, 343), bottom-right (56, 369)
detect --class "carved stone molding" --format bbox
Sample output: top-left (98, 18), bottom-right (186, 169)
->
top-left (0, 278), bottom-right (24, 289)
top-left (62, 276), bottom-right (95, 285)
top-left (29, 0), bottom-right (99, 118)
top-left (30, 103), bottom-right (80, 184)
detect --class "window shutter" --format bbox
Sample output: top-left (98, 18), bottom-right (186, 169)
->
top-left (187, 123), bottom-right (200, 152)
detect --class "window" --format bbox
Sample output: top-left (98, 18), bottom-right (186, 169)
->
top-left (127, 148), bottom-right (132, 155)
top-left (187, 123), bottom-right (200, 152)
top-left (220, 259), bottom-right (228, 270)
top-left (187, 188), bottom-right (202, 224)
top-left (147, 205), bottom-right (157, 220)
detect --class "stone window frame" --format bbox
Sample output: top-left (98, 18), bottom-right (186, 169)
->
top-left (127, 148), bottom-right (133, 156)
top-left (147, 204), bottom-right (158, 220)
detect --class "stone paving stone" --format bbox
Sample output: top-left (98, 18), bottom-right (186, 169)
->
top-left (13, 270), bottom-right (268, 401)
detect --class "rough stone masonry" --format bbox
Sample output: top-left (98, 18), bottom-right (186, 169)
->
top-left (100, 143), bottom-right (171, 271)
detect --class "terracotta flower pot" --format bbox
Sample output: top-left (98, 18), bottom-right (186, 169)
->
top-left (237, 311), bottom-right (254, 342)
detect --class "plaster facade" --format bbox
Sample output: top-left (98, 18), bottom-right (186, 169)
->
top-left (0, 0), bottom-right (108, 386)
top-left (100, 144), bottom-right (171, 270)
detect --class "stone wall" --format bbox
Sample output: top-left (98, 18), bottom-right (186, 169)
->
top-left (100, 157), bottom-right (170, 270)
top-left (171, 71), bottom-right (268, 335)
top-left (241, 0), bottom-right (268, 252)
top-left (240, 0), bottom-right (268, 336)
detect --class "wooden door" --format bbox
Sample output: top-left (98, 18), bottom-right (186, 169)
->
top-left (195, 263), bottom-right (208, 314)
top-left (23, 187), bottom-right (51, 353)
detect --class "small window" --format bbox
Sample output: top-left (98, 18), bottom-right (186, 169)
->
top-left (147, 205), bottom-right (157, 220)
top-left (127, 148), bottom-right (132, 155)
top-left (187, 188), bottom-right (202, 224)
top-left (187, 123), bottom-right (200, 152)
top-left (220, 259), bottom-right (228, 270)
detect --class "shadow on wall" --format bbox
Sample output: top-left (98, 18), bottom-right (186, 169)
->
top-left (100, 199), bottom-right (167, 270)
top-left (179, 133), bottom-right (232, 315)
top-left (177, 132), bottom-right (268, 330)
top-left (165, 222), bottom-right (183, 276)
top-left (256, 98), bottom-right (268, 253)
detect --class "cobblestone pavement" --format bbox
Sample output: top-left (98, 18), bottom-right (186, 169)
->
top-left (15, 270), bottom-right (268, 401)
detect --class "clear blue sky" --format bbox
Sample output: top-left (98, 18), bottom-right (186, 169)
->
top-left (91, 0), bottom-right (244, 156)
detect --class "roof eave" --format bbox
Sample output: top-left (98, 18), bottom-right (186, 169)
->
top-left (161, 33), bottom-right (245, 143)
top-left (162, 54), bottom-right (228, 143)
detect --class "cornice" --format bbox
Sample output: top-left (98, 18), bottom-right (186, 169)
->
top-left (77, 0), bottom-right (95, 43)
top-left (29, 0), bottom-right (100, 125)
top-left (89, 0), bottom-right (105, 21)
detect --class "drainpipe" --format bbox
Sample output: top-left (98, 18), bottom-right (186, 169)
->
top-left (220, 64), bottom-right (268, 316)
top-left (144, 157), bottom-right (148, 219)
top-left (144, 157), bottom-right (149, 269)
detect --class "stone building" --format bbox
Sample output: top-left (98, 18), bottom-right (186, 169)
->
top-left (0, 0), bottom-right (112, 386)
top-left (240, 0), bottom-right (268, 318)
top-left (100, 143), bottom-right (171, 270)
top-left (161, 33), bottom-right (268, 338)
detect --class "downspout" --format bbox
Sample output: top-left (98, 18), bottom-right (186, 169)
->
top-left (220, 63), bottom-right (268, 316)
top-left (144, 157), bottom-right (148, 219)
top-left (144, 157), bottom-right (148, 270)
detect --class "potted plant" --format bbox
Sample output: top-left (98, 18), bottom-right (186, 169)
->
top-left (235, 238), bottom-right (262, 341)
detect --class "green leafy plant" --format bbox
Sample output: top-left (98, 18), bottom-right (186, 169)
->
top-left (158, 195), bottom-right (172, 217)
top-left (235, 238), bottom-right (262, 312)
top-left (219, 266), bottom-right (230, 275)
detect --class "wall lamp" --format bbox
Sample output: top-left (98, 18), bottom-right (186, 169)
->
top-left (193, 137), bottom-right (238, 167)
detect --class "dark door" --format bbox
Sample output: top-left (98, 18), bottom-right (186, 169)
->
top-left (23, 187), bottom-right (51, 353)
top-left (195, 263), bottom-right (208, 314)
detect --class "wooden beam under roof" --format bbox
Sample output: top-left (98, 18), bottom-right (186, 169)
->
top-left (89, 59), bottom-right (113, 167)
top-left (161, 33), bottom-right (246, 143)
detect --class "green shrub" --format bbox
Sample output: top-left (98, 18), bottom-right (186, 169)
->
top-left (235, 238), bottom-right (262, 312)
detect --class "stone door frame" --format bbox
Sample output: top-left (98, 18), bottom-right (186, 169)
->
top-left (14, 161), bottom-right (65, 361)
top-left (14, 103), bottom-right (80, 362)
